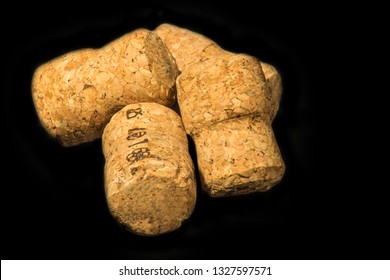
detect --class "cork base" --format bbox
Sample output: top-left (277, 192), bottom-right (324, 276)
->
top-left (194, 116), bottom-right (285, 197)
top-left (107, 174), bottom-right (195, 236)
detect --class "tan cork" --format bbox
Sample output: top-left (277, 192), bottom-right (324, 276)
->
top-left (177, 53), bottom-right (285, 197)
top-left (155, 23), bottom-right (282, 109)
top-left (156, 23), bottom-right (285, 196)
top-left (261, 62), bottom-right (283, 120)
top-left (102, 103), bottom-right (196, 236)
top-left (155, 23), bottom-right (223, 73)
top-left (32, 29), bottom-right (179, 147)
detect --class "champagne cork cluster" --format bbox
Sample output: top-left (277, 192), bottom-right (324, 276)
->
top-left (103, 103), bottom-right (196, 235)
top-left (32, 29), bottom-right (178, 147)
top-left (32, 23), bottom-right (285, 235)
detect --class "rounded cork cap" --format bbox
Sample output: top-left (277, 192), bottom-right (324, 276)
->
top-left (155, 23), bottom-right (223, 72)
top-left (177, 53), bottom-right (271, 137)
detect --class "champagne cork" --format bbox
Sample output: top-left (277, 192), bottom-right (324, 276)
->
top-left (102, 103), bottom-right (196, 235)
top-left (177, 53), bottom-right (285, 197)
top-left (156, 23), bottom-right (285, 196)
top-left (32, 29), bottom-right (179, 147)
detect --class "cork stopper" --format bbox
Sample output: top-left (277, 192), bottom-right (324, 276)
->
top-left (32, 29), bottom-right (179, 147)
top-left (177, 54), bottom-right (285, 196)
top-left (102, 103), bottom-right (196, 235)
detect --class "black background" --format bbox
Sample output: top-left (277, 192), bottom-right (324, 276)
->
top-left (1, 2), bottom-right (388, 259)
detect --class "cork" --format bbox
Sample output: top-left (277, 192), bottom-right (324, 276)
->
top-left (177, 53), bottom-right (285, 197)
top-left (261, 62), bottom-right (283, 120)
top-left (155, 23), bottom-right (223, 73)
top-left (102, 103), bottom-right (196, 236)
top-left (155, 23), bottom-right (282, 112)
top-left (32, 29), bottom-right (179, 147)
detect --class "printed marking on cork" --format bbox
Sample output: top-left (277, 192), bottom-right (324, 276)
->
top-left (102, 103), bottom-right (196, 236)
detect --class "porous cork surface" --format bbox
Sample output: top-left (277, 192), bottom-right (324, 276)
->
top-left (102, 103), bottom-right (196, 235)
top-left (177, 54), bottom-right (285, 197)
top-left (155, 23), bottom-right (223, 73)
top-left (32, 29), bottom-right (179, 147)
top-left (155, 23), bottom-right (283, 118)
top-left (195, 117), bottom-right (284, 196)
top-left (261, 62), bottom-right (283, 120)
top-left (177, 53), bottom-right (272, 135)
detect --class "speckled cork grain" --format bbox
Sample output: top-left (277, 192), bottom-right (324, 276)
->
top-left (173, 45), bottom-right (284, 196)
top-left (32, 29), bottom-right (178, 147)
top-left (156, 24), bottom-right (284, 196)
top-left (103, 103), bottom-right (196, 236)
top-left (261, 63), bottom-right (282, 121)
top-left (155, 24), bottom-right (223, 73)
top-left (155, 24), bottom-right (282, 109)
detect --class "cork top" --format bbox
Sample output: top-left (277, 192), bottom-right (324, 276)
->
top-left (176, 53), bottom-right (272, 136)
top-left (102, 29), bottom-right (179, 104)
top-left (155, 23), bottom-right (223, 72)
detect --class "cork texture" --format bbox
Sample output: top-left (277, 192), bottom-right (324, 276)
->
top-left (177, 54), bottom-right (285, 197)
top-left (32, 29), bottom-right (179, 147)
top-left (177, 53), bottom-right (272, 136)
top-left (195, 117), bottom-right (284, 196)
top-left (261, 62), bottom-right (283, 120)
top-left (102, 103), bottom-right (196, 235)
top-left (155, 23), bottom-right (282, 118)
top-left (155, 23), bottom-right (223, 73)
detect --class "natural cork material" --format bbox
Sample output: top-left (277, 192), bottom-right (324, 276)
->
top-left (102, 103), bottom-right (196, 235)
top-left (155, 23), bottom-right (223, 73)
top-left (261, 62), bottom-right (283, 120)
top-left (156, 23), bottom-right (285, 196)
top-left (155, 23), bottom-right (282, 120)
top-left (177, 53), bottom-right (285, 197)
top-left (32, 29), bottom-right (179, 147)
